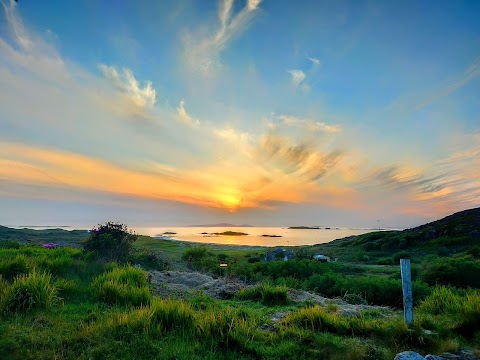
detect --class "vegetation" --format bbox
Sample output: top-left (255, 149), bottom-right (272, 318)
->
top-left (212, 231), bottom-right (249, 236)
top-left (82, 222), bottom-right (137, 263)
top-left (236, 283), bottom-right (289, 305)
top-left (0, 208), bottom-right (479, 359)
top-left (91, 265), bottom-right (152, 306)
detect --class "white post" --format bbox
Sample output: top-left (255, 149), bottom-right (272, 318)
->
top-left (400, 259), bottom-right (413, 325)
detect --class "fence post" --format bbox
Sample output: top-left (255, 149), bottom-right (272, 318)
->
top-left (400, 258), bottom-right (413, 325)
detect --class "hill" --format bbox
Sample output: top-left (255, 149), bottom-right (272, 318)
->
top-left (311, 207), bottom-right (480, 259)
top-left (0, 225), bottom-right (88, 246)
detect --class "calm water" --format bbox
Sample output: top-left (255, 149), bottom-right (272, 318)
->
top-left (11, 225), bottom-right (386, 247)
top-left (131, 227), bottom-right (379, 247)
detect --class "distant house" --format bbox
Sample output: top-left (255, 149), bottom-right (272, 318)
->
top-left (313, 254), bottom-right (331, 262)
top-left (264, 248), bottom-right (294, 262)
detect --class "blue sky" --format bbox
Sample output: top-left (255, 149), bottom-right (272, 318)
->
top-left (0, 0), bottom-right (479, 228)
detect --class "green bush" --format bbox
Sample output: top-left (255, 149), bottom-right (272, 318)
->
top-left (421, 256), bottom-right (480, 288)
top-left (467, 246), bottom-right (480, 258)
top-left (131, 248), bottom-right (169, 271)
top-left (181, 247), bottom-right (220, 272)
top-left (0, 270), bottom-right (60, 314)
top-left (182, 247), bottom-right (208, 262)
top-left (92, 266), bottom-right (151, 306)
top-left (392, 251), bottom-right (410, 263)
top-left (82, 222), bottom-right (137, 263)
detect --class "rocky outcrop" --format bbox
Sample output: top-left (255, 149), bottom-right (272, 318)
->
top-left (149, 270), bottom-right (245, 299)
top-left (395, 350), bottom-right (479, 360)
top-left (394, 351), bottom-right (426, 360)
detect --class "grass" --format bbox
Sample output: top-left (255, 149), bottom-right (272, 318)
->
top-left (91, 265), bottom-right (152, 306)
top-left (1, 211), bottom-right (480, 360)
top-left (236, 283), bottom-right (289, 305)
top-left (0, 269), bottom-right (60, 315)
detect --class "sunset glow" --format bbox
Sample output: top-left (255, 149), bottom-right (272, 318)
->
top-left (0, 0), bottom-right (479, 227)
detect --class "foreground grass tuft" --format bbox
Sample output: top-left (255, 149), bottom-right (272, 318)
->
top-left (91, 265), bottom-right (152, 306)
top-left (236, 283), bottom-right (289, 305)
top-left (0, 269), bottom-right (60, 315)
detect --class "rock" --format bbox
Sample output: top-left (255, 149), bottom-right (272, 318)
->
top-left (440, 353), bottom-right (461, 360)
top-left (458, 349), bottom-right (479, 360)
top-left (425, 356), bottom-right (444, 360)
top-left (258, 323), bottom-right (274, 331)
top-left (394, 352), bottom-right (426, 360)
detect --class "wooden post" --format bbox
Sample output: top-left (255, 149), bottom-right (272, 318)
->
top-left (400, 259), bottom-right (413, 325)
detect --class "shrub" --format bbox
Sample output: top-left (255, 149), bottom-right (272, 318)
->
top-left (92, 266), bottom-right (151, 306)
top-left (181, 247), bottom-right (220, 272)
top-left (392, 251), bottom-right (410, 263)
top-left (467, 246), bottom-right (480, 258)
top-left (247, 256), bottom-right (261, 263)
top-left (1, 270), bottom-right (60, 314)
top-left (131, 248), bottom-right (169, 271)
top-left (421, 256), bottom-right (480, 288)
top-left (182, 247), bottom-right (208, 262)
top-left (82, 222), bottom-right (137, 263)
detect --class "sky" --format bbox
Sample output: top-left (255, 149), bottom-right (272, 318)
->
top-left (0, 0), bottom-right (479, 228)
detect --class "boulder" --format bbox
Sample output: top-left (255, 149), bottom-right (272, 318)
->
top-left (394, 352), bottom-right (426, 360)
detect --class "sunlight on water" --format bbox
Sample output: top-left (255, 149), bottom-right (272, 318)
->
top-left (131, 227), bottom-right (380, 246)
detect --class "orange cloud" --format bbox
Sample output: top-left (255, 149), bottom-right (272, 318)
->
top-left (0, 141), bottom-right (356, 212)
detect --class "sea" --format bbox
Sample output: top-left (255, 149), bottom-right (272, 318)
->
top-left (131, 226), bottom-right (384, 247)
top-left (11, 225), bottom-right (392, 247)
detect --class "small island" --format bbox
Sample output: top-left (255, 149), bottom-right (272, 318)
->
top-left (288, 226), bottom-right (320, 229)
top-left (261, 234), bottom-right (283, 237)
top-left (163, 231), bottom-right (177, 235)
top-left (212, 231), bottom-right (248, 236)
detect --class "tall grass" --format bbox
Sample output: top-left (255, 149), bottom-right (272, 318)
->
top-left (91, 265), bottom-right (152, 306)
top-left (0, 254), bottom-right (30, 281)
top-left (419, 286), bottom-right (480, 336)
top-left (0, 269), bottom-right (60, 315)
top-left (236, 283), bottom-right (289, 305)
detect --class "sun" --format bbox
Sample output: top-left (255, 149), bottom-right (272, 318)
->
top-left (217, 192), bottom-right (243, 212)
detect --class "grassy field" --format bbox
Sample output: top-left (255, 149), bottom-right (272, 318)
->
top-left (0, 241), bottom-right (479, 359)
top-left (1, 208), bottom-right (479, 359)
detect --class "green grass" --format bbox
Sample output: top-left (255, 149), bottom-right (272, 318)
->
top-left (0, 269), bottom-right (60, 315)
top-left (1, 209), bottom-right (480, 360)
top-left (91, 265), bottom-right (152, 306)
top-left (236, 283), bottom-right (289, 305)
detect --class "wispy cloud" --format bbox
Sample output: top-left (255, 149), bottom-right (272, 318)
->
top-left (99, 64), bottom-right (156, 110)
top-left (307, 56), bottom-right (321, 66)
top-left (288, 69), bottom-right (306, 87)
top-left (258, 133), bottom-right (344, 182)
top-left (1, 0), bottom-right (31, 50)
top-left (183, 0), bottom-right (263, 74)
top-left (388, 55), bottom-right (480, 115)
top-left (279, 115), bottom-right (341, 134)
top-left (177, 99), bottom-right (200, 127)
top-left (364, 137), bottom-right (480, 216)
